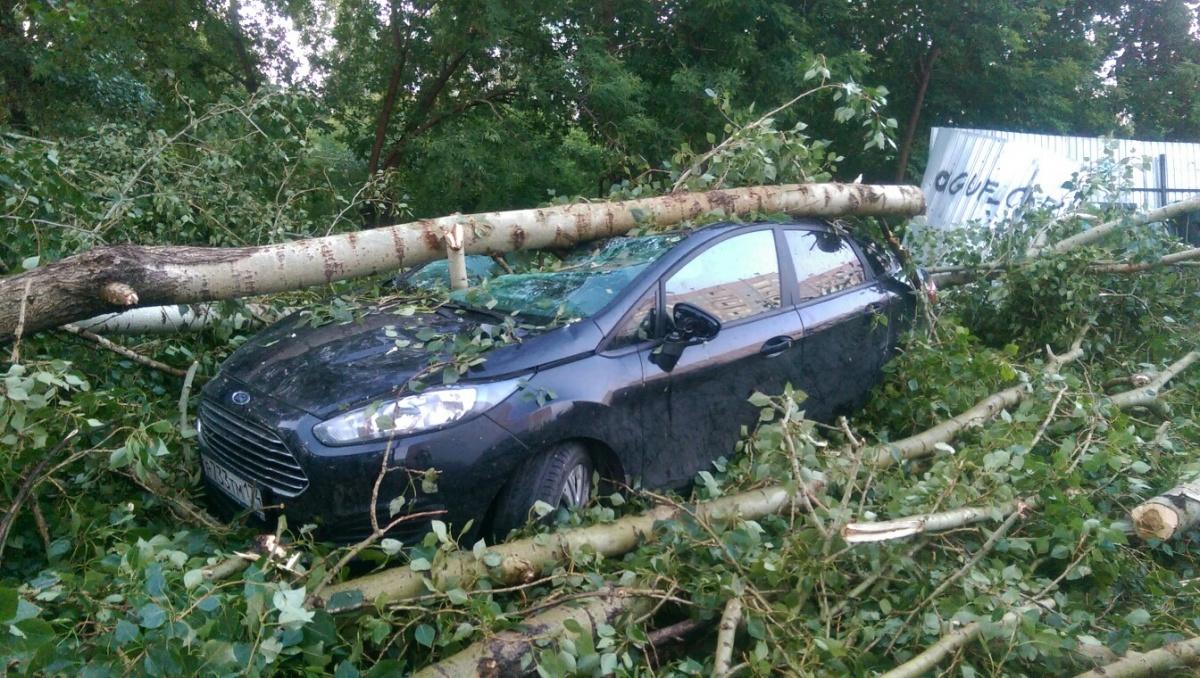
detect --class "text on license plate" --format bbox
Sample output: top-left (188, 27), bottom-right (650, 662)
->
top-left (202, 456), bottom-right (263, 516)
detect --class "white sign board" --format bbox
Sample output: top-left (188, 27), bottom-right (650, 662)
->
top-left (921, 131), bottom-right (1081, 229)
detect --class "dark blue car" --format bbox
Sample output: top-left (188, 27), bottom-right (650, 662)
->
top-left (197, 219), bottom-right (917, 542)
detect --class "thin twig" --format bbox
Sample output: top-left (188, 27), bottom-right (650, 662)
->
top-left (60, 324), bottom-right (187, 376)
top-left (0, 430), bottom-right (78, 566)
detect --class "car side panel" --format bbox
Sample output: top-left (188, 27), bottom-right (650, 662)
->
top-left (485, 349), bottom-right (648, 483)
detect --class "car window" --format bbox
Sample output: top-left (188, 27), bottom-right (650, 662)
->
top-left (608, 288), bottom-right (658, 349)
top-left (664, 230), bottom-right (781, 323)
top-left (785, 230), bottom-right (866, 301)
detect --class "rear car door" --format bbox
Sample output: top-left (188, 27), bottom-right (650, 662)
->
top-left (784, 228), bottom-right (891, 420)
top-left (639, 228), bottom-right (805, 487)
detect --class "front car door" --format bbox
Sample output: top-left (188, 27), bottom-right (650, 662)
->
top-left (639, 228), bottom-right (805, 487)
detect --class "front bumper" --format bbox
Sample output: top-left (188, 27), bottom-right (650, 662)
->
top-left (198, 374), bottom-right (529, 543)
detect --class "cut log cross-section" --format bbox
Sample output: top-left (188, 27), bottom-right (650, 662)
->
top-left (1131, 479), bottom-right (1200, 541)
top-left (0, 183), bottom-right (924, 340)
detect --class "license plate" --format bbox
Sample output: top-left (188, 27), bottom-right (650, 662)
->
top-left (202, 456), bottom-right (263, 517)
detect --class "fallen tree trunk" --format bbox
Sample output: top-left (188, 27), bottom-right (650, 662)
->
top-left (1072, 636), bottom-right (1200, 678)
top-left (0, 183), bottom-right (924, 340)
top-left (841, 499), bottom-right (1028, 544)
top-left (881, 600), bottom-right (1054, 678)
top-left (319, 483), bottom-right (817, 612)
top-left (1130, 479), bottom-right (1200, 541)
top-left (1107, 351), bottom-right (1199, 416)
top-left (870, 337), bottom-right (1085, 468)
top-left (412, 588), bottom-right (652, 677)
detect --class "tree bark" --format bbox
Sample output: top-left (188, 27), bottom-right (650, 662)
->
top-left (412, 588), bottom-right (652, 677)
top-left (0, 183), bottom-right (925, 340)
top-left (367, 1), bottom-right (411, 176)
top-left (712, 597), bottom-right (743, 677)
top-left (894, 47), bottom-right (940, 183)
top-left (1072, 637), bottom-right (1200, 678)
top-left (319, 483), bottom-right (819, 612)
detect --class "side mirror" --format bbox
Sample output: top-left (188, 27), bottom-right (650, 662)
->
top-left (650, 303), bottom-right (721, 372)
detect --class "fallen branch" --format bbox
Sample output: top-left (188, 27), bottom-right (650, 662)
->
top-left (647, 618), bottom-right (706, 647)
top-left (1088, 246), bottom-right (1200, 273)
top-left (712, 597), bottom-right (744, 677)
top-left (72, 302), bottom-right (284, 334)
top-left (412, 588), bottom-right (653, 677)
top-left (1130, 478), bottom-right (1200, 541)
top-left (1072, 636), bottom-right (1200, 678)
top-left (60, 324), bottom-right (187, 376)
top-left (178, 361), bottom-right (200, 435)
top-left (1107, 351), bottom-right (1199, 416)
top-left (126, 472), bottom-right (227, 533)
top-left (880, 505), bottom-right (1032, 656)
top-left (841, 499), bottom-right (1026, 544)
top-left (1034, 196), bottom-right (1200, 258)
top-left (880, 600), bottom-right (1054, 678)
top-left (870, 335), bottom-right (1085, 468)
top-left (0, 183), bottom-right (924, 339)
top-left (319, 483), bottom-right (820, 612)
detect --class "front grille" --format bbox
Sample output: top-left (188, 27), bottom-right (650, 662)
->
top-left (198, 402), bottom-right (309, 496)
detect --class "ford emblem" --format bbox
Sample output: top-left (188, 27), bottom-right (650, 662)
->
top-left (230, 391), bottom-right (252, 406)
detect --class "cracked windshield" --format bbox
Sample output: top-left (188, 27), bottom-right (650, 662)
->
top-left (406, 234), bottom-right (685, 322)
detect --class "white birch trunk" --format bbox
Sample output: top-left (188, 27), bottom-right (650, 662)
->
top-left (0, 183), bottom-right (924, 339)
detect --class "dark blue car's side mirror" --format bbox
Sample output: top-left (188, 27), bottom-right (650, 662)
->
top-left (651, 303), bottom-right (721, 372)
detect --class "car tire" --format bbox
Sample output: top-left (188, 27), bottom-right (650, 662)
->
top-left (490, 442), bottom-right (593, 538)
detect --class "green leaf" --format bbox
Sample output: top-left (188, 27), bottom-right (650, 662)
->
top-left (409, 557), bottom-right (431, 572)
top-left (430, 520), bottom-right (448, 543)
top-left (1124, 608), bottom-right (1151, 627)
top-left (273, 587), bottom-right (315, 629)
top-left (138, 602), bottom-right (166, 629)
top-left (114, 619), bottom-right (139, 645)
top-left (183, 569), bottom-right (205, 590)
top-left (414, 623), bottom-right (436, 647)
top-left (0, 588), bottom-right (17, 621)
top-left (747, 392), bottom-right (772, 407)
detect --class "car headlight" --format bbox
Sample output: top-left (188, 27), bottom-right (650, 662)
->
top-left (313, 378), bottom-right (523, 445)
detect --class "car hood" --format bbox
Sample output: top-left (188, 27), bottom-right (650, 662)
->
top-left (217, 305), bottom-right (603, 418)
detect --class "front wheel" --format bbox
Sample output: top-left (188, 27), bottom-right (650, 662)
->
top-left (490, 442), bottom-right (593, 538)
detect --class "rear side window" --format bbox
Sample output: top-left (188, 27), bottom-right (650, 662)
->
top-left (785, 230), bottom-right (866, 301)
top-left (664, 230), bottom-right (781, 323)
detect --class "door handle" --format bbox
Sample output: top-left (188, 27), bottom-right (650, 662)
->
top-left (760, 335), bottom-right (793, 357)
